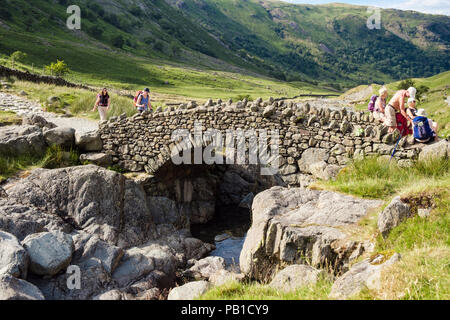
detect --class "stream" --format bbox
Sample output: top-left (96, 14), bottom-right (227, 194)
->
top-left (190, 206), bottom-right (251, 269)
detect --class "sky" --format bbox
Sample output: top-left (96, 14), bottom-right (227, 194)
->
top-left (282, 0), bottom-right (450, 15)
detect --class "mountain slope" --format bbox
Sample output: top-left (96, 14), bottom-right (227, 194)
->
top-left (0, 0), bottom-right (449, 89)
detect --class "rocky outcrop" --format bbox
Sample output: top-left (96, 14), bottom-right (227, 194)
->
top-left (0, 165), bottom-right (215, 300)
top-left (21, 231), bottom-right (74, 276)
top-left (0, 125), bottom-right (46, 157)
top-left (183, 256), bottom-right (226, 281)
top-left (418, 139), bottom-right (449, 161)
top-left (329, 252), bottom-right (401, 299)
top-left (167, 281), bottom-right (211, 300)
top-left (240, 187), bottom-right (383, 282)
top-left (43, 127), bottom-right (75, 147)
top-left (377, 197), bottom-right (411, 238)
top-left (75, 131), bottom-right (102, 152)
top-left (269, 265), bottom-right (326, 292)
top-left (0, 274), bottom-right (45, 300)
top-left (0, 231), bottom-right (29, 279)
top-left (79, 153), bottom-right (112, 166)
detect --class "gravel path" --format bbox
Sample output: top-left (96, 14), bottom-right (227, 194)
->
top-left (0, 92), bottom-right (98, 134)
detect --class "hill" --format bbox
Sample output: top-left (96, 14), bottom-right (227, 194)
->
top-left (0, 0), bottom-right (449, 92)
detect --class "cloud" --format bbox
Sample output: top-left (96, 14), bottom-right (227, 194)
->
top-left (283, 0), bottom-right (450, 15)
top-left (389, 0), bottom-right (450, 15)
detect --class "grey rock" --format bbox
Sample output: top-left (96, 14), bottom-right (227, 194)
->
top-left (44, 127), bottom-right (75, 147)
top-left (184, 256), bottom-right (226, 280)
top-left (269, 265), bottom-right (325, 292)
top-left (80, 153), bottom-right (112, 166)
top-left (167, 281), bottom-right (211, 300)
top-left (240, 187), bottom-right (383, 281)
top-left (329, 253), bottom-right (401, 299)
top-left (209, 270), bottom-right (245, 287)
top-left (0, 125), bottom-right (46, 157)
top-left (0, 274), bottom-right (45, 300)
top-left (297, 148), bottom-right (329, 174)
top-left (418, 140), bottom-right (449, 161)
top-left (263, 104), bottom-right (276, 118)
top-left (377, 196), bottom-right (411, 238)
top-left (22, 231), bottom-right (74, 276)
top-left (22, 115), bottom-right (56, 129)
top-left (0, 231), bottom-right (29, 279)
top-left (309, 161), bottom-right (341, 180)
top-left (75, 130), bottom-right (102, 151)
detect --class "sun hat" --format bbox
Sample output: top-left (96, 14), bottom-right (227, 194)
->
top-left (407, 87), bottom-right (416, 99)
top-left (416, 108), bottom-right (427, 117)
top-left (407, 97), bottom-right (416, 104)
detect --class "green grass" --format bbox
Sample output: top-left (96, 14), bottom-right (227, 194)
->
top-left (0, 110), bottom-right (22, 125)
top-left (198, 278), bottom-right (333, 300)
top-left (0, 145), bottom-right (80, 182)
top-left (315, 156), bottom-right (450, 199)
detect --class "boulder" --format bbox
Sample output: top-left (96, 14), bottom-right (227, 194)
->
top-left (75, 131), bottom-right (102, 151)
top-left (0, 274), bottom-right (45, 300)
top-left (329, 253), bottom-right (401, 299)
top-left (22, 115), bottom-right (56, 130)
top-left (4, 165), bottom-right (157, 248)
top-left (0, 231), bottom-right (29, 279)
top-left (43, 127), bottom-right (75, 147)
top-left (0, 125), bottom-right (46, 157)
top-left (309, 161), bottom-right (341, 180)
top-left (377, 197), bottom-right (411, 238)
top-left (167, 281), bottom-right (211, 300)
top-left (80, 153), bottom-right (112, 167)
top-left (22, 231), bottom-right (74, 276)
top-left (418, 140), bottom-right (449, 161)
top-left (209, 270), bottom-right (245, 287)
top-left (269, 265), bottom-right (325, 292)
top-left (297, 148), bottom-right (329, 174)
top-left (240, 187), bottom-right (383, 281)
top-left (183, 256), bottom-right (226, 280)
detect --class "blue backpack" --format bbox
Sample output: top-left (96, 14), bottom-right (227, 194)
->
top-left (413, 116), bottom-right (433, 141)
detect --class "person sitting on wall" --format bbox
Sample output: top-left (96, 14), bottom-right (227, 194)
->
top-left (373, 87), bottom-right (388, 123)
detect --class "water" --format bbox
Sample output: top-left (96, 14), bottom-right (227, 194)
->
top-left (190, 206), bottom-right (250, 268)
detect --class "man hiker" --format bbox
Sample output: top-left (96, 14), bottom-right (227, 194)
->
top-left (135, 88), bottom-right (151, 113)
top-left (384, 87), bottom-right (416, 133)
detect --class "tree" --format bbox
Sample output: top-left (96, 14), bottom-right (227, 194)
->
top-left (169, 42), bottom-right (181, 57)
top-left (396, 79), bottom-right (429, 102)
top-left (45, 60), bottom-right (70, 77)
top-left (153, 40), bottom-right (164, 52)
top-left (10, 51), bottom-right (27, 68)
top-left (112, 35), bottom-right (124, 48)
top-left (87, 25), bottom-right (104, 39)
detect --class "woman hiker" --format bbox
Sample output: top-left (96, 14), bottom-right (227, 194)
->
top-left (92, 88), bottom-right (111, 121)
top-left (135, 88), bottom-right (151, 113)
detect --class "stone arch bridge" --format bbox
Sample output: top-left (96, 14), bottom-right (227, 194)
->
top-left (98, 98), bottom-right (422, 185)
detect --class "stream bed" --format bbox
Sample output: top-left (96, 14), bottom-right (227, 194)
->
top-left (190, 206), bottom-right (251, 268)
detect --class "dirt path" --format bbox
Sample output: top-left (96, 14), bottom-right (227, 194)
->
top-left (0, 92), bottom-right (98, 134)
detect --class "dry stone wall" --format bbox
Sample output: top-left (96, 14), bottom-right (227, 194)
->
top-left (98, 99), bottom-right (422, 184)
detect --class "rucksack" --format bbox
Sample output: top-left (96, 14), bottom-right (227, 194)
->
top-left (133, 91), bottom-right (143, 107)
top-left (368, 95), bottom-right (378, 112)
top-left (413, 116), bottom-right (433, 141)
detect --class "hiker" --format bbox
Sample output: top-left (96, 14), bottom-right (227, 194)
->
top-left (134, 88), bottom-right (151, 113)
top-left (92, 88), bottom-right (110, 121)
top-left (384, 87), bottom-right (416, 133)
top-left (413, 108), bottom-right (439, 143)
top-left (406, 98), bottom-right (418, 119)
top-left (372, 87), bottom-right (388, 123)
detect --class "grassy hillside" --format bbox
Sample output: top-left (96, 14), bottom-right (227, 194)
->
top-left (0, 0), bottom-right (448, 91)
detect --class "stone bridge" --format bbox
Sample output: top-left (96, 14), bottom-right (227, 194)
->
top-left (98, 98), bottom-right (422, 185)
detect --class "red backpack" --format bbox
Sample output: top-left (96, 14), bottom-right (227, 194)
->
top-left (133, 91), bottom-right (143, 107)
